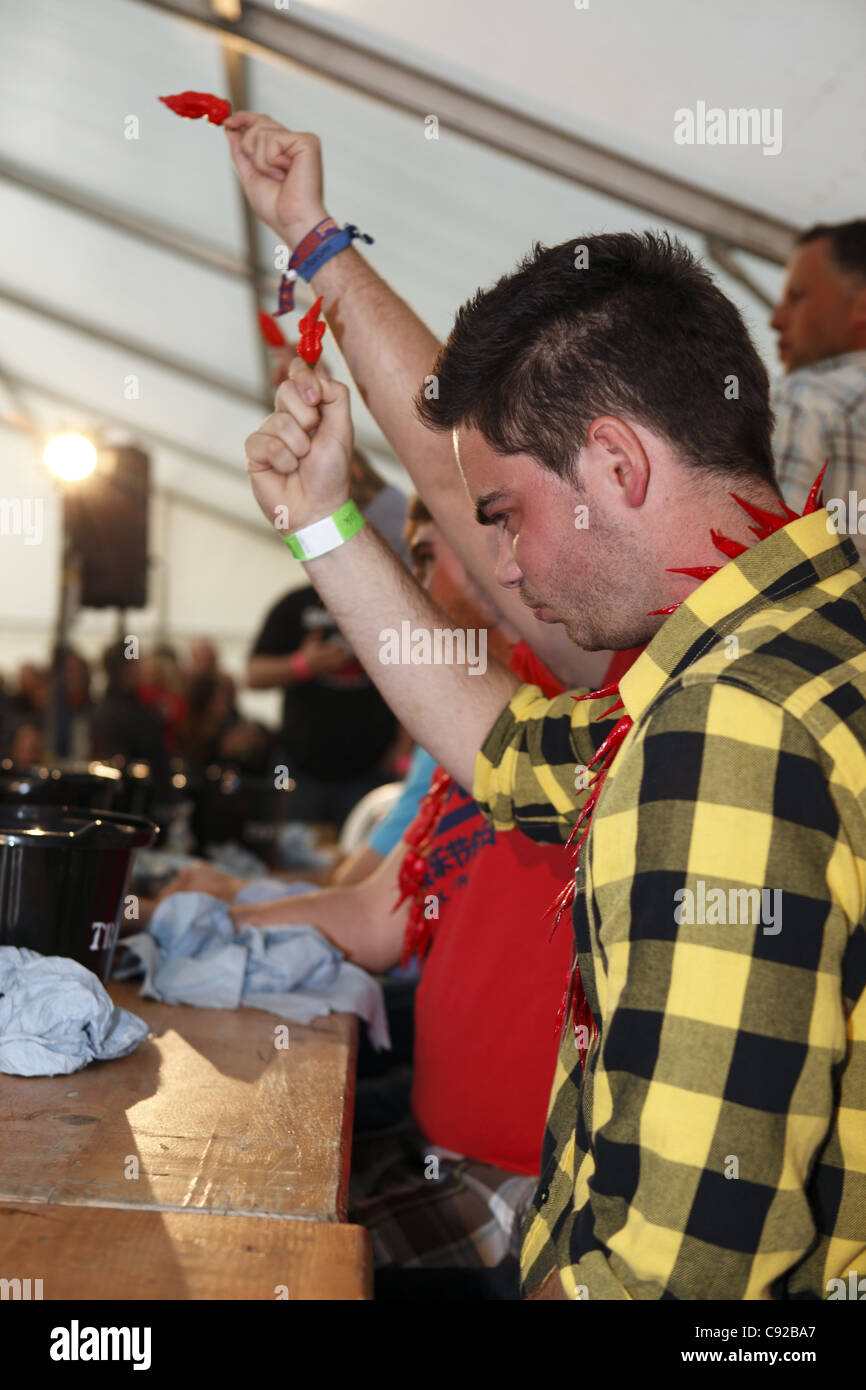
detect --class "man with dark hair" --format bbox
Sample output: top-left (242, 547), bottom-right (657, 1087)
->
top-left (419, 232), bottom-right (777, 490)
top-left (229, 114), bottom-right (866, 1302)
top-left (771, 220), bottom-right (866, 551)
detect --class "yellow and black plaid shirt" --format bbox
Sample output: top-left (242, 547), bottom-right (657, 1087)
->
top-left (474, 507), bottom-right (866, 1299)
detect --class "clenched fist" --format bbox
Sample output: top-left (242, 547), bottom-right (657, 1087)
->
top-left (223, 110), bottom-right (327, 247)
top-left (244, 356), bottom-right (354, 535)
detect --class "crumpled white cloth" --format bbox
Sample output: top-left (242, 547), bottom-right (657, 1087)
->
top-left (122, 891), bottom-right (390, 1049)
top-left (0, 948), bottom-right (150, 1076)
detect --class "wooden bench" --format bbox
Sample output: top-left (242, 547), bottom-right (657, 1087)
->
top-left (0, 1202), bottom-right (372, 1300)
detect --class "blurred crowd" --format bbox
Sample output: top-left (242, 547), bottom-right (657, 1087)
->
top-left (0, 638), bottom-right (274, 777)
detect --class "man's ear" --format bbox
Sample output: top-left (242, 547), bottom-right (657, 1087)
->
top-left (585, 417), bottom-right (650, 508)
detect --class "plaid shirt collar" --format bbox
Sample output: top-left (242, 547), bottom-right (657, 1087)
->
top-left (782, 348), bottom-right (866, 381)
top-left (618, 507), bottom-right (861, 726)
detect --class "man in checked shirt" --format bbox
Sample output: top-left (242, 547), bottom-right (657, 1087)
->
top-left (772, 221), bottom-right (866, 558)
top-left (230, 117), bottom-right (866, 1301)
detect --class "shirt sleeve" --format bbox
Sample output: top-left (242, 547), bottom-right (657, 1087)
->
top-left (473, 682), bottom-right (625, 846)
top-left (558, 677), bottom-right (852, 1301)
top-left (367, 747), bottom-right (439, 857)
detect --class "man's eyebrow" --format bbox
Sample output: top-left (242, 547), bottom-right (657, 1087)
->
top-left (475, 491), bottom-right (510, 525)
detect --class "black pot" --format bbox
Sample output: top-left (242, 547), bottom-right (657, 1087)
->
top-left (107, 759), bottom-right (156, 819)
top-left (107, 759), bottom-right (198, 848)
top-left (0, 805), bottom-right (157, 982)
top-left (0, 761), bottom-right (123, 812)
top-left (192, 766), bottom-right (294, 868)
top-left (147, 761), bottom-right (204, 851)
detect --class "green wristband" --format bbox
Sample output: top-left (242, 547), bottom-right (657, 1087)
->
top-left (284, 500), bottom-right (366, 561)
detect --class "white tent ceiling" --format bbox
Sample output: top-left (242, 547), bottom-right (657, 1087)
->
top-left (0, 0), bottom-right (862, 699)
top-left (292, 0), bottom-right (864, 230)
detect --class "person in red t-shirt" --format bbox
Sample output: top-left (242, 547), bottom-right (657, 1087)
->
top-left (230, 500), bottom-right (642, 1294)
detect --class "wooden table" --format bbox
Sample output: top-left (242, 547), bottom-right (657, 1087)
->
top-left (0, 1202), bottom-right (372, 1300)
top-left (0, 982), bottom-right (358, 1223)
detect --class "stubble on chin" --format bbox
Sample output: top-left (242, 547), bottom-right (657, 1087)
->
top-left (563, 618), bottom-right (604, 651)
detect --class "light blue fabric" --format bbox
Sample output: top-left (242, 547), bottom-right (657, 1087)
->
top-left (367, 746), bottom-right (437, 857)
top-left (275, 822), bottom-right (334, 871)
top-left (204, 841), bottom-right (268, 878)
top-left (0, 948), bottom-right (150, 1076)
top-left (123, 891), bottom-right (389, 1048)
top-left (234, 877), bottom-right (316, 905)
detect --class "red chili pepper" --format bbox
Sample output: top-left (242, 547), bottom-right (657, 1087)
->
top-left (547, 875), bottom-right (576, 940)
top-left (297, 295), bottom-right (326, 365)
top-left (394, 850), bottom-right (428, 909)
top-left (159, 91), bottom-right (232, 126)
top-left (585, 714), bottom-right (633, 771)
top-left (729, 492), bottom-right (797, 534)
top-left (257, 311), bottom-right (287, 348)
top-left (803, 460), bottom-right (829, 514)
top-left (595, 696), bottom-right (624, 719)
top-left (572, 681), bottom-right (621, 703)
top-left (710, 529), bottom-right (749, 559)
top-left (666, 565), bottom-right (722, 581)
top-left (403, 809), bottom-right (438, 849)
top-left (400, 898), bottom-right (435, 969)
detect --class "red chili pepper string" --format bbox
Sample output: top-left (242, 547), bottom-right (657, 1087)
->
top-left (552, 464), bottom-right (828, 1062)
top-left (159, 91), bottom-right (232, 125)
top-left (395, 768), bottom-right (454, 968)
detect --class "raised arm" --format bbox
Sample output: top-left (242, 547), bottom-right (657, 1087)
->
top-left (224, 113), bottom-right (610, 690)
top-left (243, 359), bottom-right (520, 789)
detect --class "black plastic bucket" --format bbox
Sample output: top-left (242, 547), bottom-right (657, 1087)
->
top-left (192, 767), bottom-right (294, 868)
top-left (107, 759), bottom-right (194, 848)
top-left (0, 760), bottom-right (124, 812)
top-left (147, 761), bottom-right (204, 851)
top-left (0, 805), bottom-right (157, 982)
top-left (106, 759), bottom-right (155, 819)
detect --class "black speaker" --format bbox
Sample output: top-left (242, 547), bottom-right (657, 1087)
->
top-left (65, 446), bottom-right (150, 608)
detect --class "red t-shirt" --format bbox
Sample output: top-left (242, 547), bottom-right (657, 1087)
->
top-left (409, 642), bottom-right (571, 1175)
top-left (410, 780), bottom-right (573, 1175)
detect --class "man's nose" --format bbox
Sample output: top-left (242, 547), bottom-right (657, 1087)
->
top-left (770, 302), bottom-right (786, 332)
top-left (494, 533), bottom-right (523, 588)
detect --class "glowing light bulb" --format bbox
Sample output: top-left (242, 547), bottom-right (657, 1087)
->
top-left (44, 433), bottom-right (97, 481)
